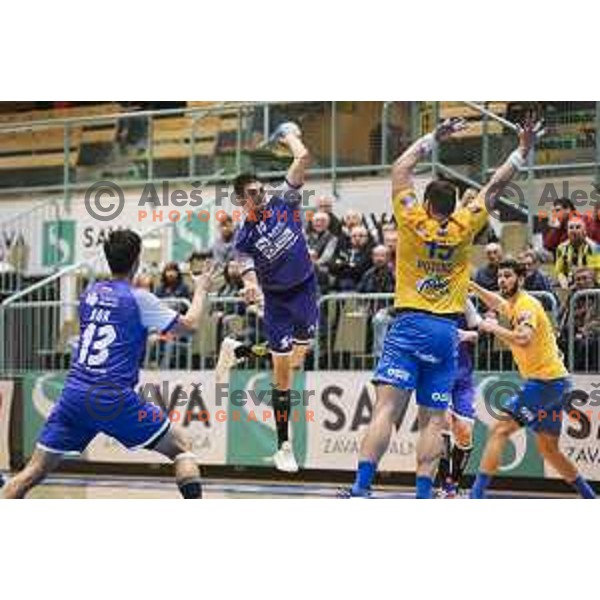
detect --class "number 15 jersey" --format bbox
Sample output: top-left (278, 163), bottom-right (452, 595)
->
top-left (67, 280), bottom-right (179, 392)
top-left (393, 187), bottom-right (488, 314)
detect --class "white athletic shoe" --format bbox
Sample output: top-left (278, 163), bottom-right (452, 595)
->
top-left (215, 337), bottom-right (244, 382)
top-left (272, 441), bottom-right (299, 473)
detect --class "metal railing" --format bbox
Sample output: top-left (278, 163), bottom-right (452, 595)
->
top-left (0, 293), bottom-right (266, 376)
top-left (4, 288), bottom-right (589, 378)
top-left (0, 197), bottom-right (65, 295)
top-left (3, 101), bottom-right (597, 199)
top-left (313, 291), bottom-right (562, 373)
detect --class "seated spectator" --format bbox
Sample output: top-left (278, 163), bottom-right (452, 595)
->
top-left (309, 249), bottom-right (331, 295)
top-left (306, 196), bottom-right (343, 237)
top-left (331, 225), bottom-right (373, 291)
top-left (559, 267), bottom-right (600, 371)
top-left (474, 242), bottom-right (503, 291)
top-left (156, 262), bottom-right (191, 308)
top-left (306, 212), bottom-right (338, 269)
top-left (357, 246), bottom-right (395, 360)
top-left (555, 216), bottom-right (600, 289)
top-left (337, 209), bottom-right (365, 254)
top-left (519, 249), bottom-right (554, 292)
top-left (584, 201), bottom-right (600, 244)
top-left (358, 245), bottom-right (395, 294)
top-left (218, 260), bottom-right (245, 297)
top-left (211, 214), bottom-right (237, 268)
top-left (188, 251), bottom-right (204, 274)
top-left (153, 262), bottom-right (192, 369)
top-left (542, 197), bottom-right (575, 255)
top-left (382, 223), bottom-right (398, 273)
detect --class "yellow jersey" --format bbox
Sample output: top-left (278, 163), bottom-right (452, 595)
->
top-left (501, 291), bottom-right (568, 380)
top-left (393, 187), bottom-right (488, 314)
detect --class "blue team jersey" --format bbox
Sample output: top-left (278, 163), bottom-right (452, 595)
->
top-left (66, 280), bottom-right (179, 392)
top-left (234, 180), bottom-right (314, 291)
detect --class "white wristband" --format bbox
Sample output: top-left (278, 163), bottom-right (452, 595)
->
top-left (509, 149), bottom-right (526, 170)
top-left (418, 133), bottom-right (436, 157)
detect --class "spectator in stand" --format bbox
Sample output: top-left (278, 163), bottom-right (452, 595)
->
top-left (337, 209), bottom-right (365, 254)
top-left (218, 260), bottom-right (245, 297)
top-left (474, 242), bottom-right (503, 291)
top-left (519, 249), bottom-right (554, 292)
top-left (306, 212), bottom-right (338, 270)
top-left (382, 223), bottom-right (398, 273)
top-left (331, 225), bottom-right (373, 291)
top-left (309, 249), bottom-right (331, 295)
top-left (211, 214), bottom-right (237, 268)
top-left (156, 262), bottom-right (191, 308)
top-left (559, 267), bottom-right (600, 371)
top-left (584, 201), bottom-right (600, 243)
top-left (358, 245), bottom-right (395, 360)
top-left (357, 245), bottom-right (395, 294)
top-left (555, 216), bottom-right (600, 289)
top-left (306, 196), bottom-right (343, 237)
top-left (543, 197), bottom-right (575, 255)
top-left (152, 262), bottom-right (192, 369)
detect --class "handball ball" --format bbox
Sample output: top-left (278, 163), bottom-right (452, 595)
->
top-left (278, 121), bottom-right (302, 138)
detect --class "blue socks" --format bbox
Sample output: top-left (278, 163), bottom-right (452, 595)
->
top-left (573, 475), bottom-right (596, 499)
top-left (351, 460), bottom-right (376, 495)
top-left (416, 476), bottom-right (433, 499)
top-left (470, 473), bottom-right (491, 499)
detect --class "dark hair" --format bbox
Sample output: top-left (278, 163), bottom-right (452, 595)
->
top-left (104, 229), bottom-right (141, 276)
top-left (553, 197), bottom-right (575, 212)
top-left (219, 213), bottom-right (234, 225)
top-left (498, 258), bottom-right (526, 278)
top-left (233, 172), bottom-right (259, 198)
top-left (161, 261), bottom-right (182, 288)
top-left (424, 180), bottom-right (457, 219)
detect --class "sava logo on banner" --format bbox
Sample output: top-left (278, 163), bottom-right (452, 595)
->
top-left (304, 371), bottom-right (546, 478)
top-left (304, 372), bottom-right (419, 471)
top-left (554, 376), bottom-right (600, 481)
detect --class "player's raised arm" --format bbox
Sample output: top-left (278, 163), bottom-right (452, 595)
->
top-left (270, 122), bottom-right (310, 190)
top-left (478, 118), bottom-right (544, 214)
top-left (391, 117), bottom-right (467, 200)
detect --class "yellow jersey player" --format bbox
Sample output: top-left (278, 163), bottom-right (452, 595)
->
top-left (345, 117), bottom-right (542, 498)
top-left (469, 260), bottom-right (596, 499)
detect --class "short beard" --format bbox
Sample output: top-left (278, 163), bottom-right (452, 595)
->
top-left (500, 282), bottom-right (519, 298)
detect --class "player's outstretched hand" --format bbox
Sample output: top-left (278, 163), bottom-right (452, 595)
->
top-left (517, 118), bottom-right (545, 156)
top-left (434, 117), bottom-right (468, 141)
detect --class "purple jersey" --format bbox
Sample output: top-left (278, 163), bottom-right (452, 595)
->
top-left (235, 180), bottom-right (314, 291)
top-left (66, 280), bottom-right (178, 392)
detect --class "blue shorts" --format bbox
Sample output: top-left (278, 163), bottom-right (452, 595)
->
top-left (37, 383), bottom-right (170, 455)
top-left (501, 378), bottom-right (572, 436)
top-left (263, 275), bottom-right (319, 354)
top-left (451, 371), bottom-right (476, 421)
top-left (373, 311), bottom-right (458, 410)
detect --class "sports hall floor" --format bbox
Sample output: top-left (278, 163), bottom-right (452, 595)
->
top-left (2, 474), bottom-right (573, 499)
